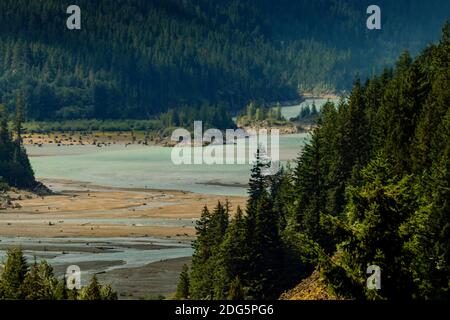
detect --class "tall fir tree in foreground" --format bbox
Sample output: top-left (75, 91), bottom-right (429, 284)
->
top-left (175, 264), bottom-right (190, 300)
top-left (189, 203), bottom-right (229, 299)
top-left (0, 248), bottom-right (28, 299)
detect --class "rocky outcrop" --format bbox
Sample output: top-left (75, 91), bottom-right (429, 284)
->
top-left (0, 182), bottom-right (51, 210)
top-left (31, 181), bottom-right (52, 196)
top-left (279, 270), bottom-right (341, 300)
top-left (0, 193), bottom-right (13, 210)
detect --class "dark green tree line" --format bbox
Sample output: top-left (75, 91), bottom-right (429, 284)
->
top-left (0, 248), bottom-right (117, 300)
top-left (0, 94), bottom-right (36, 190)
top-left (0, 0), bottom-right (448, 120)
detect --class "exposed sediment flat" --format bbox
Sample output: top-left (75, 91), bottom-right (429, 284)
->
top-left (0, 179), bottom-right (246, 239)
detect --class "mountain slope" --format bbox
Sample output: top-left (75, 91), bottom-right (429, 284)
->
top-left (0, 0), bottom-right (448, 120)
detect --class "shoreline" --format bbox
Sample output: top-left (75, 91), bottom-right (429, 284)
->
top-left (21, 98), bottom-right (333, 149)
top-left (22, 126), bottom-right (307, 149)
top-left (301, 92), bottom-right (342, 100)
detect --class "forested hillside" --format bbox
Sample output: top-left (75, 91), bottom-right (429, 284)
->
top-left (178, 23), bottom-right (450, 300)
top-left (0, 95), bottom-right (36, 190)
top-left (0, 0), bottom-right (448, 120)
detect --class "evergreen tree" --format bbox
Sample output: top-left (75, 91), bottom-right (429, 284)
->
top-left (412, 22), bottom-right (450, 171)
top-left (189, 202), bottom-right (229, 299)
top-left (0, 103), bottom-right (10, 143)
top-left (322, 156), bottom-right (417, 299)
top-left (21, 260), bottom-right (44, 300)
top-left (247, 149), bottom-right (269, 212)
top-left (255, 108), bottom-right (262, 122)
top-left (81, 275), bottom-right (102, 300)
top-left (247, 102), bottom-right (256, 121)
top-left (275, 103), bottom-right (283, 121)
top-left (66, 287), bottom-right (79, 301)
top-left (245, 150), bottom-right (284, 299)
top-left (54, 278), bottom-right (69, 300)
top-left (299, 105), bottom-right (311, 119)
top-left (311, 102), bottom-right (318, 116)
top-left (175, 264), bottom-right (190, 300)
top-left (189, 206), bottom-right (212, 299)
top-left (250, 188), bottom-right (283, 299)
top-left (100, 284), bottom-right (118, 300)
top-left (14, 91), bottom-right (25, 142)
top-left (227, 277), bottom-right (246, 300)
top-left (21, 260), bottom-right (59, 300)
top-left (0, 248), bottom-right (28, 299)
top-left (213, 206), bottom-right (248, 299)
top-left (378, 51), bottom-right (424, 174)
top-left (294, 131), bottom-right (327, 246)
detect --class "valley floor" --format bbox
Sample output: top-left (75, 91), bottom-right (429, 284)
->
top-left (0, 179), bottom-right (246, 239)
top-left (0, 179), bottom-right (246, 299)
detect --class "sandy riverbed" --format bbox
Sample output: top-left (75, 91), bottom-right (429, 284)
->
top-left (0, 179), bottom-right (247, 239)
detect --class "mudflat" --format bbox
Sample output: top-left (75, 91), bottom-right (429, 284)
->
top-left (0, 179), bottom-right (247, 239)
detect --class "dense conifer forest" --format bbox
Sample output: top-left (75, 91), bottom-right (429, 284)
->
top-left (0, 0), bottom-right (448, 120)
top-left (179, 24), bottom-right (450, 300)
top-left (0, 96), bottom-right (36, 190)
